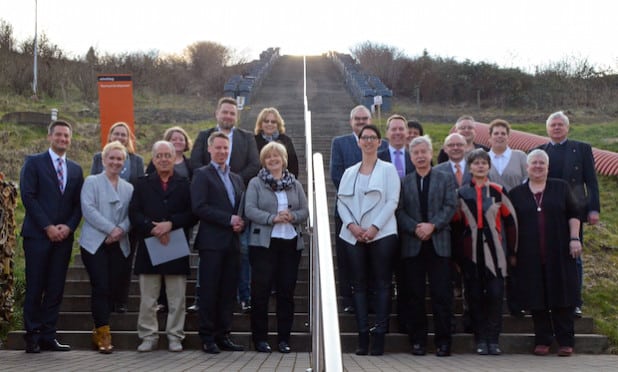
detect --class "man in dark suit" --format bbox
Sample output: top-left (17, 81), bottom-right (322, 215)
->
top-left (396, 135), bottom-right (457, 356)
top-left (329, 105), bottom-right (388, 313)
top-left (377, 114), bottom-right (414, 333)
top-left (191, 132), bottom-right (246, 354)
top-left (437, 115), bottom-right (489, 163)
top-left (537, 110), bottom-right (600, 318)
top-left (433, 133), bottom-right (473, 333)
top-left (19, 120), bottom-right (84, 353)
top-left (189, 97), bottom-right (259, 313)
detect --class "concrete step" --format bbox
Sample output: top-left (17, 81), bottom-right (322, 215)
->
top-left (6, 330), bottom-right (609, 354)
top-left (54, 312), bottom-right (597, 334)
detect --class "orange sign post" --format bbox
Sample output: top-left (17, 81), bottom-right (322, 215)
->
top-left (97, 74), bottom-right (135, 149)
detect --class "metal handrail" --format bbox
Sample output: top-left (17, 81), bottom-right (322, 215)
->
top-left (304, 56), bottom-right (343, 372)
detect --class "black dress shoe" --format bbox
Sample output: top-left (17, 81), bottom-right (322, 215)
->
top-left (343, 306), bottom-right (355, 314)
top-left (187, 303), bottom-right (199, 313)
top-left (25, 341), bottom-right (40, 353)
top-left (476, 342), bottom-right (489, 355)
top-left (39, 339), bottom-right (71, 351)
top-left (217, 336), bottom-right (244, 351)
top-left (488, 343), bottom-right (502, 355)
top-left (435, 344), bottom-right (451, 357)
top-left (278, 341), bottom-right (291, 353)
top-left (411, 343), bottom-right (426, 356)
top-left (202, 342), bottom-right (220, 354)
top-left (255, 341), bottom-right (272, 353)
top-left (574, 306), bottom-right (583, 318)
top-left (510, 309), bottom-right (526, 318)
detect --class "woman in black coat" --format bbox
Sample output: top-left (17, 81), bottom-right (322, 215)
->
top-left (130, 141), bottom-right (197, 352)
top-left (253, 107), bottom-right (299, 178)
top-left (509, 149), bottom-right (582, 357)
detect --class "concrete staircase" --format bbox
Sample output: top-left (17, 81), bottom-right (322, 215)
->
top-left (7, 55), bottom-right (609, 354)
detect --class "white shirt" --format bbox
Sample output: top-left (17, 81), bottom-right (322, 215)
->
top-left (449, 159), bottom-right (466, 175)
top-left (489, 147), bottom-right (512, 176)
top-left (49, 148), bottom-right (66, 190)
top-left (271, 190), bottom-right (297, 239)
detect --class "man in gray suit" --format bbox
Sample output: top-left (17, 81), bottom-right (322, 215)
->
top-left (397, 135), bottom-right (457, 357)
top-left (190, 97), bottom-right (260, 313)
top-left (329, 105), bottom-right (387, 313)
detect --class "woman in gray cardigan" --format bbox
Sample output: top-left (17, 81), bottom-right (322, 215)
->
top-left (79, 141), bottom-right (134, 353)
top-left (245, 142), bottom-right (309, 354)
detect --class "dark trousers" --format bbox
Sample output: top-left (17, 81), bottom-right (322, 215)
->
top-left (249, 238), bottom-right (301, 344)
top-left (81, 243), bottom-right (128, 327)
top-left (23, 237), bottom-right (73, 343)
top-left (575, 226), bottom-right (584, 307)
top-left (404, 247), bottom-right (452, 347)
top-left (116, 231), bottom-right (137, 306)
top-left (334, 214), bottom-right (353, 309)
top-left (198, 248), bottom-right (239, 343)
top-left (532, 307), bottom-right (575, 347)
top-left (345, 235), bottom-right (397, 334)
top-left (463, 268), bottom-right (504, 343)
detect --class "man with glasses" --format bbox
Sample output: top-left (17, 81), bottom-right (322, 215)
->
top-left (330, 105), bottom-right (387, 313)
top-left (437, 115), bottom-right (489, 163)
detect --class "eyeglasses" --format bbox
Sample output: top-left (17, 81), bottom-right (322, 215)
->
top-left (446, 143), bottom-right (465, 147)
top-left (154, 153), bottom-right (173, 159)
top-left (353, 116), bottom-right (370, 121)
top-left (360, 136), bottom-right (379, 142)
top-left (263, 119), bottom-right (278, 124)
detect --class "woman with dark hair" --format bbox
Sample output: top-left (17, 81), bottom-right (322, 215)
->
top-left (337, 124), bottom-right (400, 356)
top-left (406, 119), bottom-right (425, 144)
top-left (146, 126), bottom-right (193, 180)
top-left (245, 142), bottom-right (308, 354)
top-left (508, 149), bottom-right (581, 357)
top-left (253, 107), bottom-right (299, 177)
top-left (454, 148), bottom-right (517, 355)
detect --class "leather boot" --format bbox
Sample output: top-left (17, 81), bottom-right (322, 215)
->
top-left (92, 325), bottom-right (113, 354)
top-left (355, 332), bottom-right (369, 355)
top-left (370, 332), bottom-right (385, 356)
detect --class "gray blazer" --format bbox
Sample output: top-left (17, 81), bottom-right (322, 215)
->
top-left (396, 168), bottom-right (457, 258)
top-left (244, 175), bottom-right (309, 250)
top-left (433, 160), bottom-right (472, 188)
top-left (79, 172), bottom-right (134, 257)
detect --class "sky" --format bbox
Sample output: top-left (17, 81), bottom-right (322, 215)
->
top-left (2, 0), bottom-right (617, 72)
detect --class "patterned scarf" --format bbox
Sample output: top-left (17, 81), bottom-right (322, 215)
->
top-left (258, 167), bottom-right (295, 192)
top-left (261, 130), bottom-right (280, 143)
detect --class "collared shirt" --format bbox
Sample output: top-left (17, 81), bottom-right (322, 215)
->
top-left (449, 159), bottom-right (466, 175)
top-left (489, 147), bottom-right (512, 176)
top-left (211, 161), bottom-right (235, 207)
top-left (49, 148), bottom-right (66, 190)
top-left (216, 126), bottom-right (235, 166)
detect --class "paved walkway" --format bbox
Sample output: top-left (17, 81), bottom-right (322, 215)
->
top-left (2, 350), bottom-right (617, 371)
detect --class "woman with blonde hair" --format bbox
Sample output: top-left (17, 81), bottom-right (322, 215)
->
top-left (90, 121), bottom-right (144, 313)
top-left (80, 141), bottom-right (134, 353)
top-left (254, 107), bottom-right (299, 177)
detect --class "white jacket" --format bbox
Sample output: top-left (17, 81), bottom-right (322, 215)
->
top-left (337, 159), bottom-right (400, 245)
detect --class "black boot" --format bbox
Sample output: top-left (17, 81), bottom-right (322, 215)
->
top-left (356, 332), bottom-right (369, 355)
top-left (370, 332), bottom-right (385, 356)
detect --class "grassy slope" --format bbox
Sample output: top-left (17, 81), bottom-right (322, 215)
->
top-left (1, 96), bottom-right (617, 352)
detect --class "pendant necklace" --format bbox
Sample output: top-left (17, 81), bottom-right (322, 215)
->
top-left (533, 191), bottom-right (544, 212)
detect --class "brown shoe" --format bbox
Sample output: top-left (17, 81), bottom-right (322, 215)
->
top-left (92, 325), bottom-right (113, 354)
top-left (558, 346), bottom-right (573, 357)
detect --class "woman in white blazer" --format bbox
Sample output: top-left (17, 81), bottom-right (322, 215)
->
top-left (337, 124), bottom-right (401, 356)
top-left (79, 141), bottom-right (134, 354)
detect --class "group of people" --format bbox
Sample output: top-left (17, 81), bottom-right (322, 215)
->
top-left (330, 107), bottom-right (599, 357)
top-left (19, 96), bottom-right (599, 358)
top-left (19, 97), bottom-right (308, 355)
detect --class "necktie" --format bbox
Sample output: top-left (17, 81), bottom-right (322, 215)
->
top-left (394, 150), bottom-right (405, 179)
top-left (56, 157), bottom-right (65, 193)
top-left (455, 163), bottom-right (463, 186)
